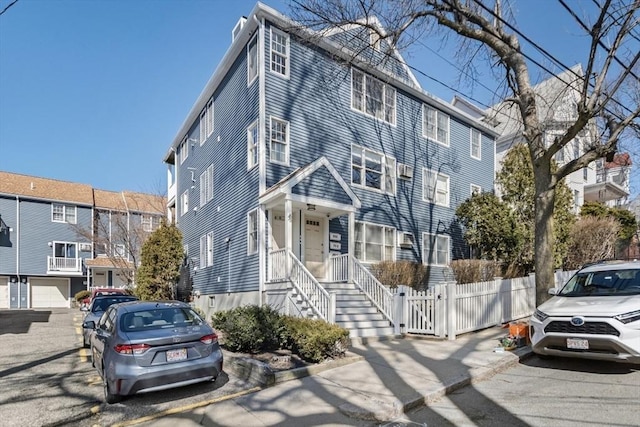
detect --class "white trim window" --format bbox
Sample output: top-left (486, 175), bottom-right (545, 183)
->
top-left (247, 209), bottom-right (258, 254)
top-left (470, 184), bottom-right (482, 196)
top-left (423, 168), bottom-right (450, 207)
top-left (199, 164), bottom-right (214, 207)
top-left (200, 98), bottom-right (214, 145)
top-left (141, 215), bottom-right (154, 232)
top-left (351, 69), bottom-right (396, 125)
top-left (52, 203), bottom-right (77, 224)
top-left (181, 190), bottom-right (189, 216)
top-left (269, 117), bottom-right (289, 165)
top-left (247, 120), bottom-right (259, 169)
top-left (247, 34), bottom-right (259, 85)
top-left (270, 28), bottom-right (289, 77)
top-left (351, 144), bottom-right (396, 194)
top-left (200, 231), bottom-right (213, 268)
top-left (422, 233), bottom-right (449, 266)
top-left (470, 128), bottom-right (481, 160)
top-left (354, 221), bottom-right (396, 263)
top-left (423, 105), bottom-right (450, 146)
top-left (179, 136), bottom-right (189, 164)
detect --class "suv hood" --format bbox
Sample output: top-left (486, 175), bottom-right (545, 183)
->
top-left (538, 295), bottom-right (640, 317)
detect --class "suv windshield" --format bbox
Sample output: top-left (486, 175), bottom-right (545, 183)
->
top-left (558, 268), bottom-right (640, 296)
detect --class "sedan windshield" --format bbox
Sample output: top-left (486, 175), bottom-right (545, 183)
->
top-left (558, 269), bottom-right (640, 296)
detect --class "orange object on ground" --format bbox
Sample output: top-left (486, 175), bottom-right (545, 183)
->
top-left (509, 322), bottom-right (529, 339)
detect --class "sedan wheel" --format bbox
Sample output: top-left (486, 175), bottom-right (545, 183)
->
top-left (102, 367), bottom-right (122, 404)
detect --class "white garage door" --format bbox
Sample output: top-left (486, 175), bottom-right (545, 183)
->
top-left (0, 277), bottom-right (7, 309)
top-left (31, 278), bottom-right (69, 308)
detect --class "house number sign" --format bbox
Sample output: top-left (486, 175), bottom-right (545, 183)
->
top-left (329, 233), bottom-right (341, 241)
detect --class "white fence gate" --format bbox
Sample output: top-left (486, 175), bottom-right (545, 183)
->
top-left (394, 270), bottom-right (576, 339)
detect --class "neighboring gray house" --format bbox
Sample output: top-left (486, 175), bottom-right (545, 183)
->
top-left (470, 64), bottom-right (630, 211)
top-left (164, 2), bottom-right (498, 336)
top-left (0, 171), bottom-right (164, 309)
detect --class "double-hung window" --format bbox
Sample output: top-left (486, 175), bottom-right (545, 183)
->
top-left (181, 190), bottom-right (189, 216)
top-left (141, 215), bottom-right (153, 232)
top-left (247, 209), bottom-right (258, 254)
top-left (200, 98), bottom-right (214, 144)
top-left (351, 144), bottom-right (396, 194)
top-left (423, 105), bottom-right (449, 146)
top-left (247, 34), bottom-right (259, 85)
top-left (351, 69), bottom-right (396, 124)
top-left (471, 129), bottom-right (481, 160)
top-left (270, 117), bottom-right (289, 164)
top-left (422, 233), bottom-right (449, 266)
top-left (423, 168), bottom-right (450, 207)
top-left (200, 231), bottom-right (213, 268)
top-left (354, 221), bottom-right (396, 263)
top-left (247, 120), bottom-right (259, 169)
top-left (179, 136), bottom-right (189, 164)
top-left (200, 164), bottom-right (214, 206)
top-left (270, 28), bottom-right (289, 77)
top-left (52, 203), bottom-right (76, 224)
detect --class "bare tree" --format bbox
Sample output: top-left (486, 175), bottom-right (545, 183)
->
top-left (72, 191), bottom-right (167, 287)
top-left (291, 0), bottom-right (640, 304)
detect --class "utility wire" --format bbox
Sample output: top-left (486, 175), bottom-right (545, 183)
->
top-left (471, 0), bottom-right (638, 119)
top-left (0, 0), bottom-right (19, 17)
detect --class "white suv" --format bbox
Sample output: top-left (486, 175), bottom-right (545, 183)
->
top-left (530, 260), bottom-right (640, 364)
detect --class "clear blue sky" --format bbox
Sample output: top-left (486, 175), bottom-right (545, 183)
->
top-left (0, 0), bottom-right (637, 198)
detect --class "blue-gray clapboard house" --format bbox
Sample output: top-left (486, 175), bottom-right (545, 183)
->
top-left (0, 171), bottom-right (164, 309)
top-left (164, 2), bottom-right (498, 337)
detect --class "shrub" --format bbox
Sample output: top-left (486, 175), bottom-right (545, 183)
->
top-left (281, 316), bottom-right (350, 363)
top-left (74, 290), bottom-right (91, 303)
top-left (370, 260), bottom-right (428, 289)
top-left (211, 305), bottom-right (350, 362)
top-left (450, 259), bottom-right (500, 284)
top-left (211, 305), bottom-right (284, 353)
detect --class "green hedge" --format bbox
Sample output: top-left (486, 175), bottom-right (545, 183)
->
top-left (74, 290), bottom-right (91, 302)
top-left (211, 305), bottom-right (350, 363)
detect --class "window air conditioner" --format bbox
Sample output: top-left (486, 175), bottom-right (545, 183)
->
top-left (397, 163), bottom-right (414, 179)
top-left (398, 232), bottom-right (414, 248)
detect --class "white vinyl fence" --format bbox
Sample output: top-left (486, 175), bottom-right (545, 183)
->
top-left (393, 270), bottom-right (576, 340)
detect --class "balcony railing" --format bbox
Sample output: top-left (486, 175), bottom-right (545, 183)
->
top-left (48, 256), bottom-right (82, 273)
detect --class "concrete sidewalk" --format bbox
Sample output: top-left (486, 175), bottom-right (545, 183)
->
top-left (130, 326), bottom-right (532, 427)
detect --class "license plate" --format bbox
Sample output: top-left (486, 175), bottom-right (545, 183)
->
top-left (166, 348), bottom-right (187, 362)
top-left (567, 338), bottom-right (589, 350)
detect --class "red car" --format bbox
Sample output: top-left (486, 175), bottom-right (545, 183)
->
top-left (82, 288), bottom-right (130, 306)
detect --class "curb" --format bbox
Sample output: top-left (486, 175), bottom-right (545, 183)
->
top-left (340, 346), bottom-right (534, 422)
top-left (224, 352), bottom-right (364, 387)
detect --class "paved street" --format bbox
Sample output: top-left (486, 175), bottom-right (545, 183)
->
top-left (0, 309), bottom-right (256, 427)
top-left (397, 355), bottom-right (640, 426)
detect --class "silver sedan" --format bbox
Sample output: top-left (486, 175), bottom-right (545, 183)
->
top-left (84, 300), bottom-right (224, 404)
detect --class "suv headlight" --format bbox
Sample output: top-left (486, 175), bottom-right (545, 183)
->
top-left (533, 309), bottom-right (549, 322)
top-left (614, 310), bottom-right (640, 324)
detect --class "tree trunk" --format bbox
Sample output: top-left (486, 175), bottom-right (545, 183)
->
top-left (534, 162), bottom-right (556, 306)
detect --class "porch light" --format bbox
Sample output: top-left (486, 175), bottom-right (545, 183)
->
top-left (307, 204), bottom-right (316, 211)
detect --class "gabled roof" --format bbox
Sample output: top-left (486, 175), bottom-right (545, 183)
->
top-left (0, 170), bottom-right (165, 214)
top-left (166, 2), bottom-right (498, 156)
top-left (0, 170), bottom-right (94, 205)
top-left (260, 156), bottom-right (361, 209)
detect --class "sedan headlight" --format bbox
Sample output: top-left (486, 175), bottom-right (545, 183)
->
top-left (533, 309), bottom-right (549, 322)
top-left (614, 309), bottom-right (640, 324)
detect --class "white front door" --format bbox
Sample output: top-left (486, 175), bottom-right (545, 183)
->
top-left (304, 217), bottom-right (324, 278)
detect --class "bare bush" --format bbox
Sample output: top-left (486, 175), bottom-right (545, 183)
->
top-left (370, 261), bottom-right (428, 289)
top-left (565, 217), bottom-right (620, 270)
top-left (450, 259), bottom-right (500, 284)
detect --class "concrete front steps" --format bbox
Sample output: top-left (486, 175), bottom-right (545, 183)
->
top-left (322, 282), bottom-right (395, 339)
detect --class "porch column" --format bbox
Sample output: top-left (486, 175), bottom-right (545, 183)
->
top-left (348, 212), bottom-right (355, 283)
top-left (285, 199), bottom-right (293, 273)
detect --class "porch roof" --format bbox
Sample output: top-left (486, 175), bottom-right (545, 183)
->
top-left (260, 157), bottom-right (361, 210)
top-left (85, 257), bottom-right (134, 269)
